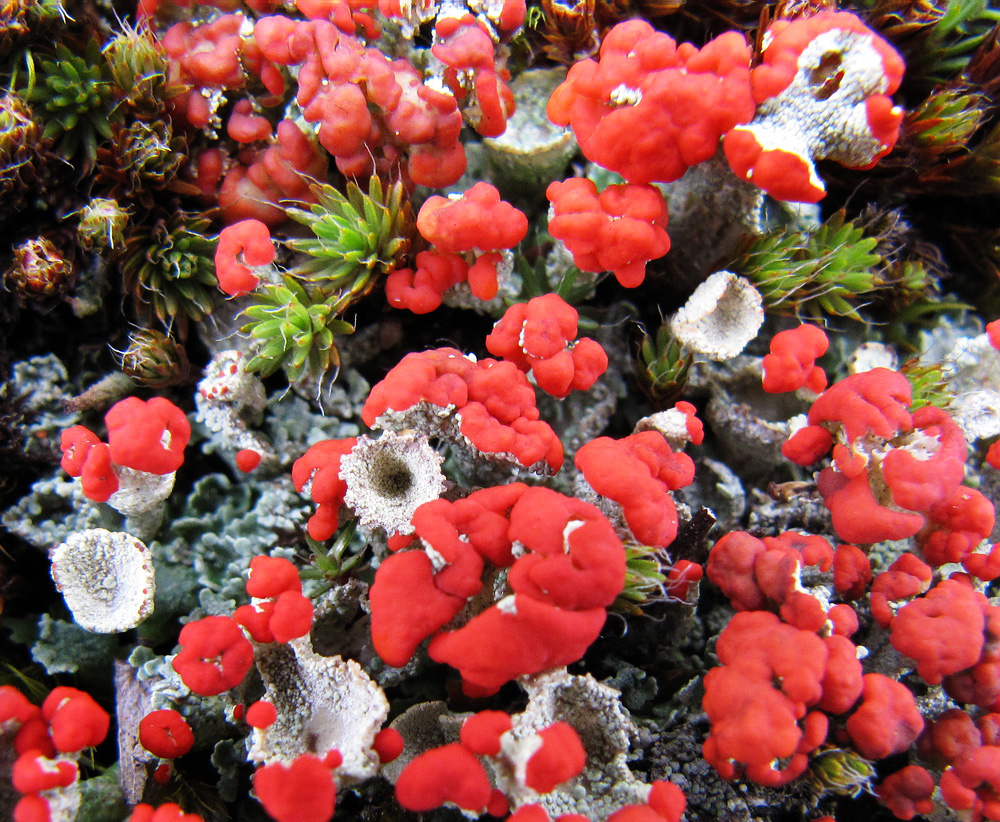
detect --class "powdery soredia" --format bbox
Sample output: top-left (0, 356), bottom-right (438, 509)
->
top-left (338, 431), bottom-right (446, 536)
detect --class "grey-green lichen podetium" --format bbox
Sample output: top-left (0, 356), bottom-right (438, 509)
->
top-left (483, 67), bottom-right (579, 198)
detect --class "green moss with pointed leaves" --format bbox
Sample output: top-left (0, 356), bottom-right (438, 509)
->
top-left (734, 211), bottom-right (883, 321)
top-left (121, 212), bottom-right (218, 334)
top-left (635, 320), bottom-right (692, 406)
top-left (284, 175), bottom-right (414, 304)
top-left (241, 276), bottom-right (355, 383)
top-left (23, 39), bottom-right (117, 170)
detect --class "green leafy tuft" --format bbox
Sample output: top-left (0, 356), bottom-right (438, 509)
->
top-left (284, 176), bottom-right (414, 304)
top-left (23, 39), bottom-right (117, 170)
top-left (121, 212), bottom-right (218, 334)
top-left (734, 211), bottom-right (883, 320)
top-left (635, 319), bottom-right (693, 405)
top-left (241, 276), bottom-right (355, 383)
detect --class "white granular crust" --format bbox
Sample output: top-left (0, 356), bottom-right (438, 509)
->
top-left (339, 431), bottom-right (445, 536)
top-left (106, 466), bottom-right (175, 518)
top-left (50, 529), bottom-right (155, 633)
top-left (249, 636), bottom-right (388, 783)
top-left (848, 341), bottom-right (898, 375)
top-left (634, 409), bottom-right (694, 451)
top-left (503, 668), bottom-right (650, 816)
top-left (670, 271), bottom-right (764, 360)
top-left (194, 349), bottom-right (277, 470)
top-left (197, 349), bottom-right (267, 415)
